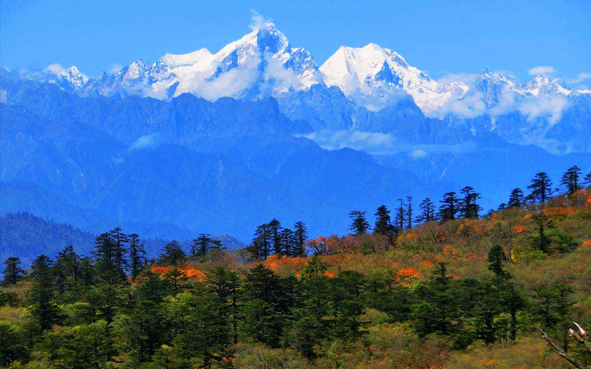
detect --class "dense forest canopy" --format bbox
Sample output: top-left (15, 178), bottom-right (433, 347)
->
top-left (1, 167), bottom-right (591, 368)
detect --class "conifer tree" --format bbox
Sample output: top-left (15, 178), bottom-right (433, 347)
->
top-left (2, 257), bottom-right (24, 286)
top-left (438, 192), bottom-right (459, 222)
top-left (29, 255), bottom-right (60, 331)
top-left (349, 210), bottom-right (370, 235)
top-left (584, 171), bottom-right (591, 186)
top-left (280, 228), bottom-right (295, 256)
top-left (527, 172), bottom-right (553, 205)
top-left (406, 196), bottom-right (413, 229)
top-left (460, 186), bottom-right (481, 218)
top-left (487, 244), bottom-right (508, 278)
top-left (94, 232), bottom-right (127, 285)
top-left (192, 233), bottom-right (216, 259)
top-left (159, 241), bottom-right (186, 266)
top-left (53, 246), bottom-right (80, 294)
top-left (248, 223), bottom-right (272, 260)
top-left (560, 165), bottom-right (582, 196)
top-left (269, 219), bottom-right (283, 255)
top-left (507, 188), bottom-right (525, 208)
top-left (531, 212), bottom-right (552, 253)
top-left (416, 198), bottom-right (436, 224)
top-left (293, 221), bottom-right (308, 257)
top-left (396, 199), bottom-right (406, 231)
top-left (374, 205), bottom-right (392, 235)
top-left (128, 233), bottom-right (146, 281)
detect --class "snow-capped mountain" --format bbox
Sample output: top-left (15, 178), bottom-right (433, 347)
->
top-left (36, 65), bottom-right (89, 91)
top-left (319, 43), bottom-right (468, 114)
top-left (83, 22), bottom-right (322, 100)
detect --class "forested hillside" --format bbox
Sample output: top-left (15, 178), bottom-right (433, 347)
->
top-left (1, 167), bottom-right (591, 368)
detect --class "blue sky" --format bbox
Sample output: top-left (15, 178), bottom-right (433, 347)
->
top-left (1, 0), bottom-right (590, 82)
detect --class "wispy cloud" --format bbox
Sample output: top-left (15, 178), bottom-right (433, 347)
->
top-left (569, 72), bottom-right (591, 85)
top-left (528, 66), bottom-right (555, 75)
top-left (44, 63), bottom-right (65, 75)
top-left (109, 64), bottom-right (123, 74)
top-left (129, 133), bottom-right (164, 150)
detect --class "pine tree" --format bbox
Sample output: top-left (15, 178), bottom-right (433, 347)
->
top-left (416, 198), bottom-right (436, 224)
top-left (269, 219), bottom-right (283, 255)
top-left (53, 246), bottom-right (80, 295)
top-left (248, 223), bottom-right (272, 260)
top-left (109, 227), bottom-right (129, 273)
top-left (349, 210), bottom-right (370, 235)
top-left (396, 199), bottom-right (406, 231)
top-left (438, 192), bottom-right (459, 222)
top-left (192, 233), bottom-right (216, 259)
top-left (2, 257), bottom-right (25, 286)
top-left (280, 228), bottom-right (295, 257)
top-left (531, 212), bottom-right (552, 253)
top-left (507, 188), bottom-right (525, 208)
top-left (406, 196), bottom-right (413, 229)
top-left (128, 233), bottom-right (146, 281)
top-left (527, 172), bottom-right (553, 205)
top-left (374, 205), bottom-right (392, 235)
top-left (293, 221), bottom-right (308, 257)
top-left (560, 165), bottom-right (582, 196)
top-left (487, 244), bottom-right (508, 278)
top-left (584, 171), bottom-right (591, 186)
top-left (93, 232), bottom-right (127, 285)
top-left (159, 241), bottom-right (186, 266)
top-left (460, 186), bottom-right (481, 218)
top-left (29, 255), bottom-right (60, 331)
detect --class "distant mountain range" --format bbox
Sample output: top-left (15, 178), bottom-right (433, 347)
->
top-left (1, 20), bottom-right (590, 258)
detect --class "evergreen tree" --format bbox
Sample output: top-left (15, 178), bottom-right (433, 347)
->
top-left (293, 221), bottom-right (308, 257)
top-left (2, 257), bottom-right (25, 286)
top-left (269, 219), bottom-right (283, 255)
top-left (487, 244), bottom-right (508, 278)
top-left (248, 223), bottom-right (272, 260)
top-left (416, 198), bottom-right (436, 224)
top-left (205, 266), bottom-right (240, 345)
top-left (584, 171), bottom-right (591, 186)
top-left (560, 165), bottom-right (582, 195)
top-left (191, 233), bottom-right (218, 259)
top-left (531, 212), bottom-right (552, 253)
top-left (349, 210), bottom-right (370, 235)
top-left (159, 241), bottom-right (186, 266)
top-left (128, 233), bottom-right (146, 281)
top-left (507, 188), bottom-right (525, 208)
top-left (374, 205), bottom-right (393, 236)
top-left (280, 228), bottom-right (295, 257)
top-left (29, 255), bottom-right (60, 331)
top-left (438, 192), bottom-right (459, 222)
top-left (93, 232), bottom-right (127, 285)
top-left (396, 198), bottom-right (406, 231)
top-left (406, 196), bottom-right (413, 229)
top-left (459, 186), bottom-right (481, 218)
top-left (527, 172), bottom-right (553, 205)
top-left (53, 246), bottom-right (80, 295)
top-left (241, 264), bottom-right (292, 347)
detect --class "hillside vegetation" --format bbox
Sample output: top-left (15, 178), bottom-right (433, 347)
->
top-left (1, 168), bottom-right (591, 369)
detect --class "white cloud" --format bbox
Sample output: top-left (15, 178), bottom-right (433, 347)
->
top-left (44, 63), bottom-right (66, 75)
top-left (437, 73), bottom-right (479, 85)
top-left (129, 133), bottom-right (163, 150)
top-left (528, 66), bottom-right (555, 75)
top-left (518, 94), bottom-right (569, 125)
top-left (410, 149), bottom-right (428, 159)
top-left (299, 130), bottom-right (480, 156)
top-left (438, 91), bottom-right (487, 119)
top-left (109, 64), bottom-right (123, 74)
top-left (250, 10), bottom-right (273, 31)
top-left (569, 72), bottom-right (591, 85)
top-left (300, 130), bottom-right (396, 155)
